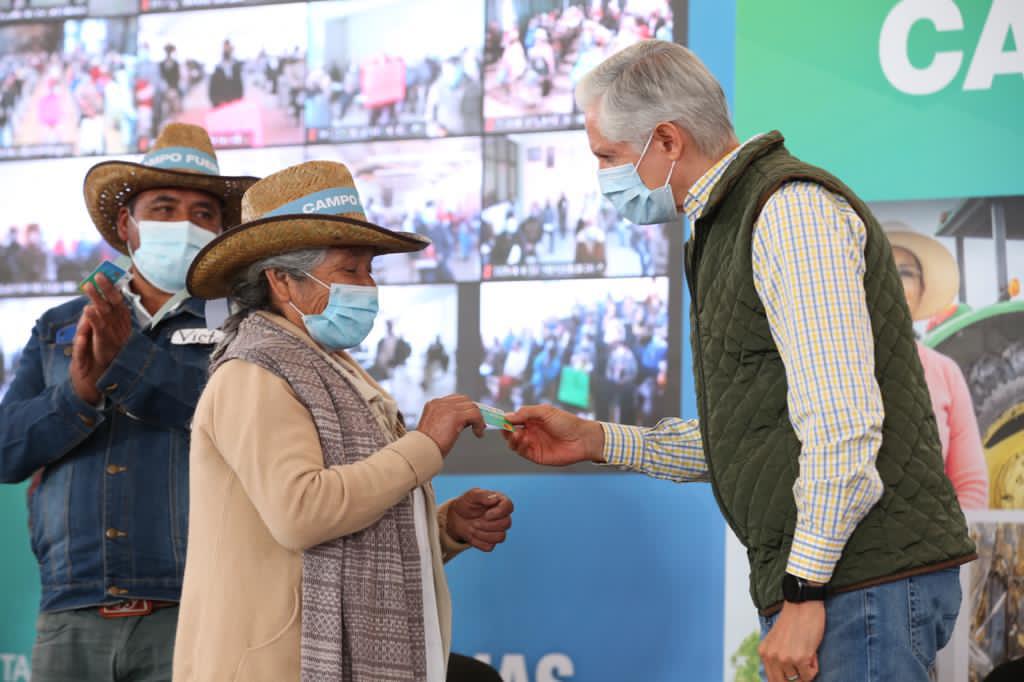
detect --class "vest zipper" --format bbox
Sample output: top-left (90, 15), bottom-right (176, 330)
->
top-left (685, 229), bottom-right (746, 545)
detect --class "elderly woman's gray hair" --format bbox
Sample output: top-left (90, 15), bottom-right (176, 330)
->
top-left (575, 40), bottom-right (734, 159)
top-left (211, 248), bottom-right (326, 362)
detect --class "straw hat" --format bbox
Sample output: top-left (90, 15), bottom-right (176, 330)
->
top-left (83, 123), bottom-right (258, 253)
top-left (186, 160), bottom-right (430, 299)
top-left (885, 222), bottom-right (960, 321)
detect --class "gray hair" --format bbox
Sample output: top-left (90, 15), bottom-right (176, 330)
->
top-left (210, 248), bottom-right (326, 363)
top-left (575, 40), bottom-right (734, 158)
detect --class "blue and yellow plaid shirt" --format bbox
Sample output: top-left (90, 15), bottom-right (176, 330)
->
top-left (603, 139), bottom-right (886, 584)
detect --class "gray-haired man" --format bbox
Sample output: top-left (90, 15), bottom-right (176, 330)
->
top-left (503, 40), bottom-right (974, 682)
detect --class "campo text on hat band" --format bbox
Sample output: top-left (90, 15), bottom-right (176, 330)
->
top-left (143, 146), bottom-right (220, 175)
top-left (264, 188), bottom-right (365, 218)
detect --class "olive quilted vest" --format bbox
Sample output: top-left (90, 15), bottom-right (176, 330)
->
top-left (684, 131), bottom-right (975, 612)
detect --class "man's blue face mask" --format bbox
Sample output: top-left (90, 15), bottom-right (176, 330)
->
top-left (597, 131), bottom-right (679, 225)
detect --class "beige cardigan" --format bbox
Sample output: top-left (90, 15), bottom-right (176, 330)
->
top-left (173, 314), bottom-right (467, 682)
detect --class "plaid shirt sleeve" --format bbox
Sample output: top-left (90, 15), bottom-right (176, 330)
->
top-left (752, 181), bottom-right (886, 584)
top-left (600, 419), bottom-right (708, 482)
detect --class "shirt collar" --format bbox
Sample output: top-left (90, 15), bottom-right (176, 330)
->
top-left (682, 134), bottom-right (765, 224)
top-left (119, 276), bottom-right (204, 328)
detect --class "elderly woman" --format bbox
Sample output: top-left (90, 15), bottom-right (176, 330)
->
top-left (886, 225), bottom-right (989, 509)
top-left (174, 160), bottom-right (512, 682)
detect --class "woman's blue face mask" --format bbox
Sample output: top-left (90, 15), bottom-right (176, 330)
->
top-left (597, 132), bottom-right (679, 225)
top-left (289, 272), bottom-right (379, 352)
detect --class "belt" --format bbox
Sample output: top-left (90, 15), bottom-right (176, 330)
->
top-left (98, 599), bottom-right (178, 619)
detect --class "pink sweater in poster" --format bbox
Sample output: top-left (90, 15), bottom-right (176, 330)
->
top-left (917, 342), bottom-right (989, 509)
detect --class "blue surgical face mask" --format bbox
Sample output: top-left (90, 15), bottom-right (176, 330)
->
top-left (597, 132), bottom-right (678, 225)
top-left (289, 273), bottom-right (379, 352)
top-left (128, 216), bottom-right (216, 293)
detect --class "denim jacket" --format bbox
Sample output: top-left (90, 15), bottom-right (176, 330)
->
top-left (0, 295), bottom-right (214, 613)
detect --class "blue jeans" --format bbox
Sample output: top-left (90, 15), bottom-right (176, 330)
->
top-left (31, 606), bottom-right (177, 682)
top-left (759, 568), bottom-right (961, 682)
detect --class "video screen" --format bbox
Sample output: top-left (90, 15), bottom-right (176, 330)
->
top-left (0, 155), bottom-right (123, 296)
top-left (305, 0), bottom-right (483, 143)
top-left (483, 0), bottom-right (674, 133)
top-left (348, 284), bottom-right (458, 426)
top-left (476, 276), bottom-right (671, 426)
top-left (0, 17), bottom-right (138, 159)
top-left (0, 296), bottom-right (75, 401)
top-left (136, 4), bottom-right (308, 150)
top-left (481, 130), bottom-right (673, 280)
top-left (314, 137), bottom-right (481, 284)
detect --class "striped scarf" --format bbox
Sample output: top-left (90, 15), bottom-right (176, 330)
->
top-left (211, 313), bottom-right (426, 681)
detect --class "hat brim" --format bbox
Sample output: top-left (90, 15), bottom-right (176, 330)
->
top-left (886, 231), bottom-right (960, 321)
top-left (84, 160), bottom-right (258, 253)
top-left (186, 213), bottom-right (431, 299)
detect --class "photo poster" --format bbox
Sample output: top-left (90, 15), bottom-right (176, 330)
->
top-left (0, 1), bottom-right (728, 681)
top-left (726, 1), bottom-right (1024, 680)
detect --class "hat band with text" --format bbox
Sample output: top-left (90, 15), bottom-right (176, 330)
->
top-left (142, 146), bottom-right (220, 175)
top-left (263, 188), bottom-right (365, 219)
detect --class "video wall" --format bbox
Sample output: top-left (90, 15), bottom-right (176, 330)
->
top-left (0, 0), bottom-right (686, 434)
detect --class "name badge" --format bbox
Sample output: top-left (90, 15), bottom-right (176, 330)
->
top-left (170, 329), bottom-right (225, 346)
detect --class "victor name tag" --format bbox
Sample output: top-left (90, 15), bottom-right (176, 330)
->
top-left (170, 329), bottom-right (225, 346)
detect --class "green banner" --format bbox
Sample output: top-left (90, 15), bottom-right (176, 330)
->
top-left (0, 484), bottom-right (37, 681)
top-left (735, 0), bottom-right (1024, 201)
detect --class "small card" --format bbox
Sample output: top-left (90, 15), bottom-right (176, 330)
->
top-left (476, 402), bottom-right (514, 432)
top-left (80, 259), bottom-right (128, 294)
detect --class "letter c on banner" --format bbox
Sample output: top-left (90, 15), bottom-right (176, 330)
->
top-left (879, 0), bottom-right (964, 95)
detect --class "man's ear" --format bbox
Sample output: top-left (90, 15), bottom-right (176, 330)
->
top-left (653, 121), bottom-right (688, 162)
top-left (116, 207), bottom-right (133, 246)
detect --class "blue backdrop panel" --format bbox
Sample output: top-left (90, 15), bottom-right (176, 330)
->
top-left (436, 473), bottom-right (725, 682)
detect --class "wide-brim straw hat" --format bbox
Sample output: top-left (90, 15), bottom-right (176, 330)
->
top-left (187, 160), bottom-right (430, 299)
top-left (83, 123), bottom-right (258, 253)
top-left (885, 222), bottom-right (960, 321)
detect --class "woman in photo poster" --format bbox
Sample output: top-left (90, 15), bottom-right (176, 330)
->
top-left (887, 225), bottom-right (990, 509)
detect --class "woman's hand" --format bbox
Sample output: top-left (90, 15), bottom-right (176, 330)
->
top-left (416, 394), bottom-right (486, 456)
top-left (447, 488), bottom-right (514, 552)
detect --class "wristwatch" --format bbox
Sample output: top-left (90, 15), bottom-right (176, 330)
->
top-left (782, 573), bottom-right (828, 603)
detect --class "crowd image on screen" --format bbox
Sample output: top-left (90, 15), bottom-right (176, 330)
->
top-left (368, 198), bottom-right (482, 284)
top-left (481, 131), bottom-right (672, 280)
top-left (305, 0), bottom-right (483, 142)
top-left (0, 222), bottom-right (115, 294)
top-left (0, 19), bottom-right (138, 158)
top-left (332, 138), bottom-right (482, 283)
top-left (138, 5), bottom-right (308, 149)
top-left (478, 278), bottom-right (670, 426)
top-left (0, 155), bottom-right (124, 294)
top-left (347, 285), bottom-right (458, 426)
top-left (484, 0), bottom-right (673, 131)
top-left (481, 194), bottom-right (671, 279)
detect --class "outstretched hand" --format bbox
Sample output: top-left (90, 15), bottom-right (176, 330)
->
top-left (502, 404), bottom-right (605, 467)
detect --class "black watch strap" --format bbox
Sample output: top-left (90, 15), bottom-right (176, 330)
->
top-left (782, 573), bottom-right (828, 602)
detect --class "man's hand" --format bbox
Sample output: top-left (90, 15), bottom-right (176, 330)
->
top-left (83, 274), bottom-right (132, 368)
top-left (502, 404), bottom-right (605, 467)
top-left (71, 274), bottom-right (132, 405)
top-left (446, 488), bottom-right (513, 552)
top-left (759, 600), bottom-right (825, 682)
top-left (416, 394), bottom-right (486, 456)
